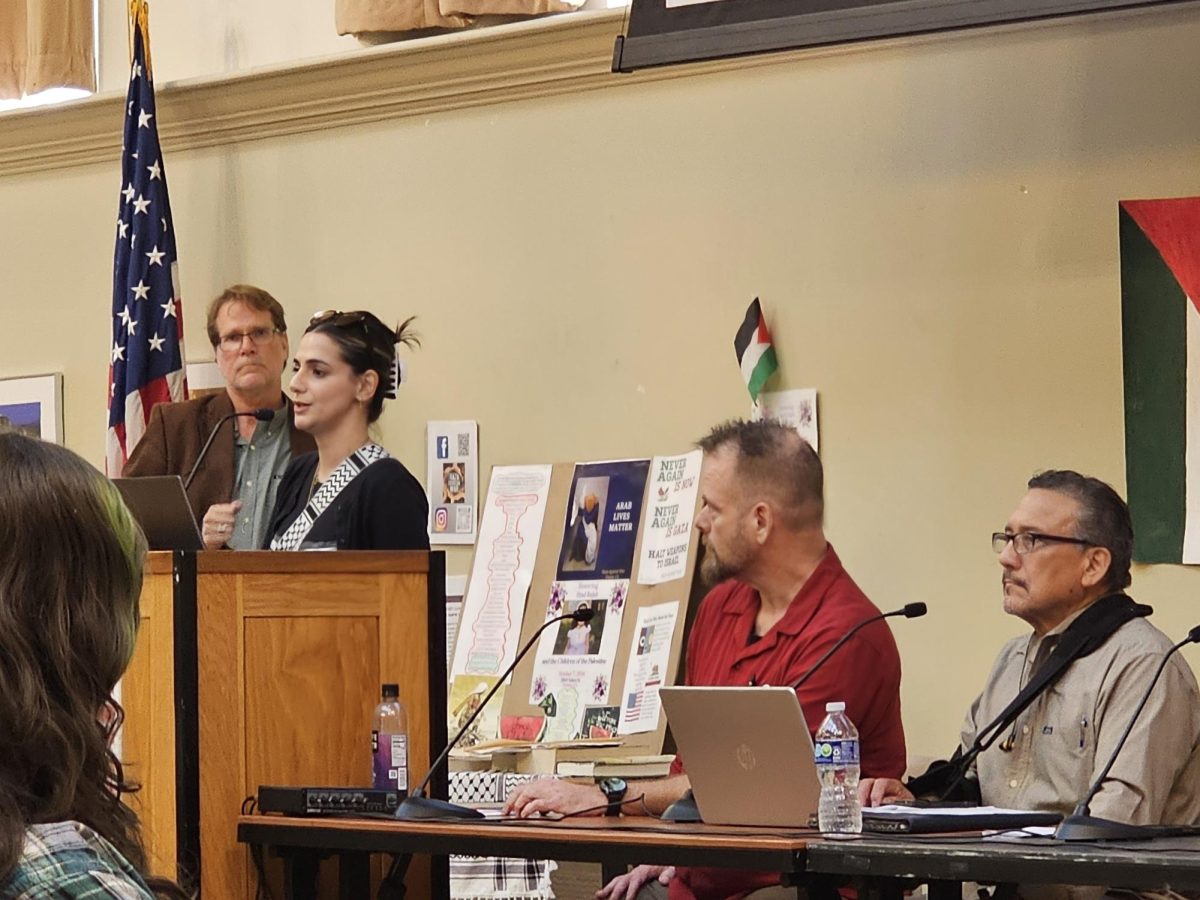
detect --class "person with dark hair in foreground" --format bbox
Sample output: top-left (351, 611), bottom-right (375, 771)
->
top-left (504, 419), bottom-right (906, 900)
top-left (266, 310), bottom-right (429, 551)
top-left (0, 432), bottom-right (185, 898)
top-left (861, 471), bottom-right (1200, 838)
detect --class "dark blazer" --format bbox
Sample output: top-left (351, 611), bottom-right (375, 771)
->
top-left (124, 391), bottom-right (316, 520)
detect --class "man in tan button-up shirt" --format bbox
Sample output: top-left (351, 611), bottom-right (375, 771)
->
top-left (861, 469), bottom-right (1200, 831)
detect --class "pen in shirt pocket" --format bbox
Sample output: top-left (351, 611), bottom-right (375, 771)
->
top-left (1079, 716), bottom-right (1088, 749)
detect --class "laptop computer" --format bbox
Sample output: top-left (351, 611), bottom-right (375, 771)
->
top-left (661, 685), bottom-right (1065, 834)
top-left (113, 475), bottom-right (204, 551)
top-left (659, 685), bottom-right (819, 827)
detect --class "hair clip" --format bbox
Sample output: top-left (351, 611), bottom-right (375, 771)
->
top-left (384, 351), bottom-right (400, 399)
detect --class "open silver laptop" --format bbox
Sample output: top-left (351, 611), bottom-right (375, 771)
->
top-left (659, 685), bottom-right (819, 827)
top-left (112, 476), bottom-right (204, 551)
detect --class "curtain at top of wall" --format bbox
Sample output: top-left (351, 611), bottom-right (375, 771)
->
top-left (0, 0), bottom-right (96, 101)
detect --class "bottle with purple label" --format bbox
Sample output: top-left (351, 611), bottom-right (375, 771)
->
top-left (372, 683), bottom-right (409, 792)
top-left (814, 700), bottom-right (861, 833)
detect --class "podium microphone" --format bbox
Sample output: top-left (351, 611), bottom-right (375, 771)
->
top-left (1056, 623), bottom-right (1200, 842)
top-left (395, 605), bottom-right (597, 821)
top-left (790, 602), bottom-right (927, 690)
top-left (183, 408), bottom-right (275, 491)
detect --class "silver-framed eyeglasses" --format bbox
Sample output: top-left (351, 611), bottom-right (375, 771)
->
top-left (991, 531), bottom-right (1093, 555)
top-left (218, 326), bottom-right (281, 353)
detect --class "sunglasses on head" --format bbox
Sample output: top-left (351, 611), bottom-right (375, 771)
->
top-left (309, 309), bottom-right (369, 329)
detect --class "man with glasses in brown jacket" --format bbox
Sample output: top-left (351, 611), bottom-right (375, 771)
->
top-left (124, 284), bottom-right (314, 550)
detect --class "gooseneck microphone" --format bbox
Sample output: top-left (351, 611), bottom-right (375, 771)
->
top-left (1056, 624), bottom-right (1200, 842)
top-left (183, 408), bottom-right (275, 491)
top-left (790, 602), bottom-right (927, 690)
top-left (395, 605), bottom-right (597, 821)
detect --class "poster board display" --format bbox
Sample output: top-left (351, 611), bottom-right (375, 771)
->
top-left (462, 456), bottom-right (704, 757)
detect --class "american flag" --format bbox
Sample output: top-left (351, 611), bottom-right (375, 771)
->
top-left (106, 0), bottom-right (187, 476)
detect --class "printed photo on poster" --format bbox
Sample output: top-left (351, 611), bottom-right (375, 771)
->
top-left (448, 674), bottom-right (502, 749)
top-left (550, 596), bottom-right (609, 656)
top-left (578, 705), bottom-right (621, 739)
top-left (560, 476), bottom-right (609, 574)
top-left (557, 460), bottom-right (650, 581)
top-left (0, 374), bottom-right (63, 443)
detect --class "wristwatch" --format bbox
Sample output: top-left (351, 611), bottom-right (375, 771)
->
top-left (597, 776), bottom-right (628, 817)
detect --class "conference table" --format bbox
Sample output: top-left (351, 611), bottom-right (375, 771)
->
top-left (237, 814), bottom-right (1200, 900)
top-left (236, 814), bottom-right (811, 899)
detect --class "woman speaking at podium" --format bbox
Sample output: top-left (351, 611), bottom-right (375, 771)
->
top-left (266, 310), bottom-right (429, 551)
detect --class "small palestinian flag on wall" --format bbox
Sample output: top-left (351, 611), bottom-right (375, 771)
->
top-left (734, 298), bottom-right (778, 405)
top-left (1121, 197), bottom-right (1200, 563)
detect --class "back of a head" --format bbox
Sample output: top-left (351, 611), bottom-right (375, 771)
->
top-left (0, 434), bottom-right (149, 882)
top-left (1027, 469), bottom-right (1133, 592)
top-left (697, 418), bottom-right (824, 529)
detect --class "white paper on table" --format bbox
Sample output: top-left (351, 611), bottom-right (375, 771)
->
top-left (752, 388), bottom-right (819, 452)
top-left (618, 600), bottom-right (680, 735)
top-left (636, 450), bottom-right (702, 585)
top-left (450, 465), bottom-right (552, 679)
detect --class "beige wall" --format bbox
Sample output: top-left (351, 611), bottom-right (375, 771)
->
top-left (5, 5), bottom-right (1200, 754)
top-left (96, 0), bottom-right (359, 90)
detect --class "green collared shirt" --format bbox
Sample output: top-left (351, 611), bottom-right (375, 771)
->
top-left (230, 405), bottom-right (291, 550)
top-left (2, 821), bottom-right (153, 898)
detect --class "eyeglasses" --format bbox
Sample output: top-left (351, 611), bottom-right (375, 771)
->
top-left (991, 532), bottom-right (1094, 555)
top-left (217, 326), bottom-right (281, 353)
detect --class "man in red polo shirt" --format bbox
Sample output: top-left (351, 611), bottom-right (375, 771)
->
top-left (504, 419), bottom-right (907, 899)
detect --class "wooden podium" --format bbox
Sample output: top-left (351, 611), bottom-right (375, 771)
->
top-left (121, 550), bottom-right (448, 899)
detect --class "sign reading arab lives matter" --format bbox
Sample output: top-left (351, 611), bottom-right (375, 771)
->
top-left (426, 420), bottom-right (478, 545)
top-left (529, 459), bottom-right (651, 741)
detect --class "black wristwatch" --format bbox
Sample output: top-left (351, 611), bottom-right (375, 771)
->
top-left (597, 776), bottom-right (628, 817)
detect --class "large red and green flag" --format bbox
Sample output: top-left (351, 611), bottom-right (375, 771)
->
top-left (1121, 197), bottom-right (1200, 563)
top-left (734, 297), bottom-right (778, 405)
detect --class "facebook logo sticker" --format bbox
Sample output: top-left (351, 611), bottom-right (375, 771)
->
top-left (436, 436), bottom-right (449, 459)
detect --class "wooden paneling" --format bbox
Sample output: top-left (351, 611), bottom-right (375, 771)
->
top-left (121, 554), bottom-right (177, 881)
top-left (243, 616), bottom-right (380, 787)
top-left (124, 551), bottom-right (440, 900)
top-left (197, 571), bottom-right (245, 898)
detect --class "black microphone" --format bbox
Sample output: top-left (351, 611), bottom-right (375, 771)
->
top-left (182, 407), bottom-right (275, 491)
top-left (790, 602), bottom-right (927, 690)
top-left (662, 602), bottom-right (927, 823)
top-left (1056, 623), bottom-right (1200, 842)
top-left (395, 605), bottom-right (597, 821)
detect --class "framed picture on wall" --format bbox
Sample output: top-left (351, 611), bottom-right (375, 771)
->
top-left (0, 374), bottom-right (64, 443)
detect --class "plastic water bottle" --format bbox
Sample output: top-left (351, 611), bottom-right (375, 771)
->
top-left (372, 683), bottom-right (409, 793)
top-left (814, 700), bottom-right (861, 833)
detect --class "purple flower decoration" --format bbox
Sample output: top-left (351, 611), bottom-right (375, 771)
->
top-left (593, 675), bottom-right (608, 701)
top-left (532, 676), bottom-right (547, 701)
top-left (547, 583), bottom-right (566, 617)
top-left (610, 582), bottom-right (627, 611)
